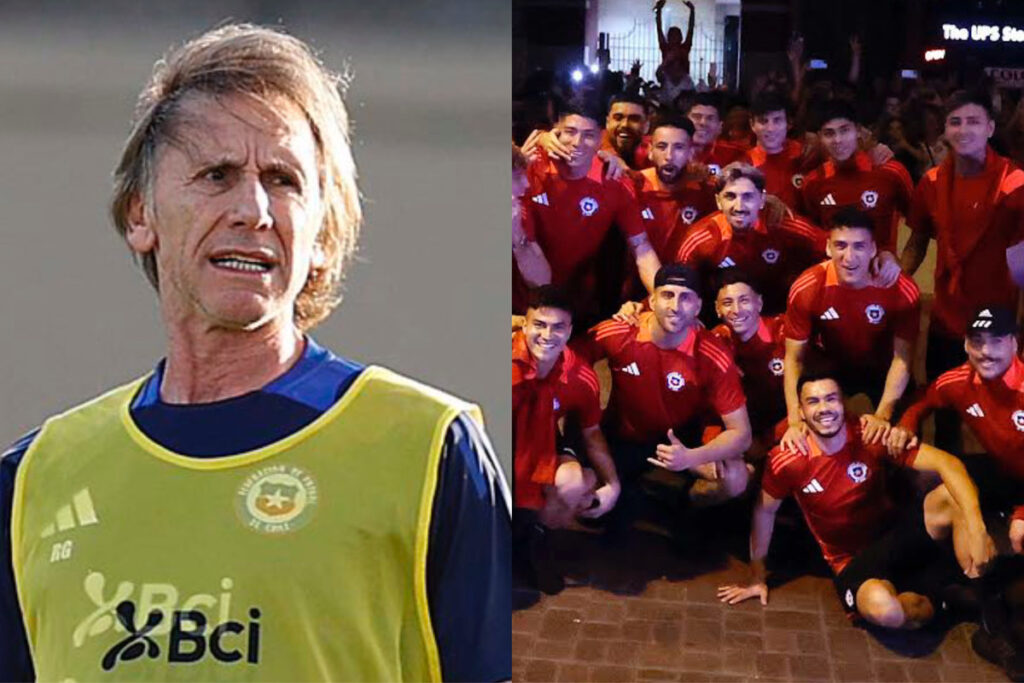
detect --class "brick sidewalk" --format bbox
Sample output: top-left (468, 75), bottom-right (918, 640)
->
top-left (512, 523), bottom-right (1009, 682)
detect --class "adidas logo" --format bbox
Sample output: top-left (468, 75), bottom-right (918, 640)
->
top-left (819, 307), bottom-right (840, 320)
top-left (641, 207), bottom-right (655, 220)
top-left (617, 362), bottom-right (641, 376)
top-left (820, 193), bottom-right (837, 206)
top-left (966, 403), bottom-right (985, 418)
top-left (531, 193), bottom-right (549, 206)
top-left (718, 257), bottom-right (736, 268)
top-left (41, 488), bottom-right (99, 539)
top-left (801, 479), bottom-right (824, 494)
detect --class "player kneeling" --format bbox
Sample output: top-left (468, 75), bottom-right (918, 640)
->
top-left (719, 368), bottom-right (993, 629)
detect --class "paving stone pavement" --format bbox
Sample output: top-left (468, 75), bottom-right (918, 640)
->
top-left (512, 520), bottom-right (1011, 683)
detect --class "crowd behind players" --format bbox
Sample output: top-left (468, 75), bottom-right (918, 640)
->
top-left (512, 18), bottom-right (1024, 680)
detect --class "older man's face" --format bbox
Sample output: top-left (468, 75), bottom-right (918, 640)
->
top-left (127, 93), bottom-right (323, 332)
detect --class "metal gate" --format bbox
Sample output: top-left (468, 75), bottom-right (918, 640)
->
top-left (606, 17), bottom-right (723, 87)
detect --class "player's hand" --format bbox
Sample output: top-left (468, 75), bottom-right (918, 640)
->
top-left (612, 300), bottom-right (645, 325)
top-left (780, 422), bottom-right (809, 455)
top-left (859, 414), bottom-right (891, 445)
top-left (868, 143), bottom-right (894, 166)
top-left (963, 528), bottom-right (997, 578)
top-left (597, 150), bottom-right (628, 181)
top-left (653, 0), bottom-right (666, 12)
top-left (521, 129), bottom-right (546, 165)
top-left (885, 426), bottom-right (919, 457)
top-left (787, 34), bottom-right (804, 65)
top-left (684, 1), bottom-right (695, 10)
top-left (849, 35), bottom-right (862, 57)
top-left (534, 129), bottom-right (573, 162)
top-left (1010, 519), bottom-right (1024, 555)
top-left (717, 582), bottom-right (768, 606)
top-left (579, 483), bottom-right (620, 519)
top-left (763, 194), bottom-right (793, 228)
top-left (630, 59), bottom-right (642, 77)
top-left (870, 250), bottom-right (901, 288)
top-left (650, 429), bottom-right (695, 472)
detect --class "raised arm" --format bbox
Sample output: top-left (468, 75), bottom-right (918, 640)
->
top-left (655, 0), bottom-right (668, 53)
top-left (781, 337), bottom-right (809, 454)
top-left (683, 0), bottom-right (695, 50)
top-left (577, 425), bottom-right (621, 519)
top-left (628, 233), bottom-right (662, 293)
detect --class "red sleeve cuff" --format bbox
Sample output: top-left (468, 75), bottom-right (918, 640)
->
top-left (1013, 505), bottom-right (1024, 523)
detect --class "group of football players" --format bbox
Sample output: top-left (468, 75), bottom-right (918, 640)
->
top-left (512, 83), bottom-right (1024, 678)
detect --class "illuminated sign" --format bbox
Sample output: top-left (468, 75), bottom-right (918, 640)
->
top-left (943, 23), bottom-right (1024, 43)
top-left (986, 67), bottom-right (1024, 88)
top-left (924, 49), bottom-right (946, 61)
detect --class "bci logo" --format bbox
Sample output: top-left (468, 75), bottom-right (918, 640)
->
top-left (73, 572), bottom-right (261, 670)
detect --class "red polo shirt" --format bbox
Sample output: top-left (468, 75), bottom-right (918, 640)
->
top-left (695, 138), bottom-right (750, 177)
top-left (786, 261), bottom-right (921, 377)
top-left (579, 313), bottom-right (745, 444)
top-left (799, 151), bottom-right (913, 253)
top-left (712, 314), bottom-right (788, 436)
top-left (634, 167), bottom-right (718, 262)
top-left (749, 140), bottom-right (817, 212)
top-left (520, 157), bottom-right (647, 288)
top-left (512, 331), bottom-right (602, 509)
top-left (675, 212), bottom-right (827, 314)
top-left (762, 420), bottom-right (919, 574)
top-left (899, 355), bottom-right (1024, 522)
top-left (906, 147), bottom-right (1024, 337)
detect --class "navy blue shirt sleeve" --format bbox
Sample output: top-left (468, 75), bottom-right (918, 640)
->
top-left (1, 430), bottom-right (39, 682)
top-left (427, 414), bottom-right (512, 682)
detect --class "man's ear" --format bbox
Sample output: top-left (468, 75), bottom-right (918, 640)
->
top-left (125, 194), bottom-right (157, 254)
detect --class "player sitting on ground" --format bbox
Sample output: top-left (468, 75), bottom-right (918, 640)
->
top-left (719, 368), bottom-right (992, 631)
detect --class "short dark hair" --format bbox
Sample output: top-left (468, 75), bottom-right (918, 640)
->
top-left (716, 268), bottom-right (762, 295)
top-left (944, 89), bottom-right (994, 121)
top-left (608, 92), bottom-right (647, 112)
top-left (650, 114), bottom-right (696, 139)
top-left (688, 92), bottom-right (724, 119)
top-left (816, 100), bottom-right (858, 130)
top-left (526, 285), bottom-right (573, 319)
top-left (750, 92), bottom-right (790, 119)
top-left (797, 366), bottom-right (844, 399)
top-left (715, 162), bottom-right (766, 193)
top-left (557, 96), bottom-right (604, 127)
top-left (830, 205), bottom-right (875, 238)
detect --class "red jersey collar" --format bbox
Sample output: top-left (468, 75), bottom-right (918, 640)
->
top-left (713, 211), bottom-right (768, 240)
top-left (806, 418), bottom-right (860, 458)
top-left (825, 150), bottom-right (872, 177)
top-left (636, 311), bottom-right (698, 355)
top-left (754, 316), bottom-right (774, 344)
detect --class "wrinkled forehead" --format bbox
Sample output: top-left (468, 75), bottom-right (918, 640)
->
top-left (159, 92), bottom-right (319, 170)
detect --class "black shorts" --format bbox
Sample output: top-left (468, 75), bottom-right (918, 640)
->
top-left (833, 512), bottom-right (957, 616)
top-left (962, 454), bottom-right (1024, 519)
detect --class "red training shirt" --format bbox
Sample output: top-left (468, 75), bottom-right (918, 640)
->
top-left (906, 147), bottom-right (1024, 338)
top-left (521, 157), bottom-right (647, 288)
top-left (799, 151), bottom-right (913, 253)
top-left (749, 140), bottom-right (817, 212)
top-left (695, 138), bottom-right (750, 177)
top-left (899, 355), bottom-right (1024, 522)
top-left (579, 313), bottom-right (745, 444)
top-left (712, 314), bottom-right (788, 436)
top-left (762, 420), bottom-right (919, 573)
top-left (634, 167), bottom-right (718, 263)
top-left (675, 212), bottom-right (826, 314)
top-left (786, 261), bottom-right (921, 377)
top-left (512, 331), bottom-right (602, 509)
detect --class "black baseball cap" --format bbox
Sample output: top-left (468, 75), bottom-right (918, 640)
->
top-left (654, 263), bottom-right (701, 293)
top-left (967, 306), bottom-right (1019, 337)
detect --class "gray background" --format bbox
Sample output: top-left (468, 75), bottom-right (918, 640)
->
top-left (0, 1), bottom-right (511, 472)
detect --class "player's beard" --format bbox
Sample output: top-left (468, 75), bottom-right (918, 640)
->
top-left (657, 164), bottom-right (683, 185)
